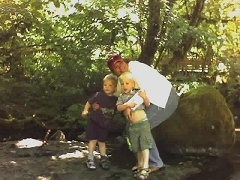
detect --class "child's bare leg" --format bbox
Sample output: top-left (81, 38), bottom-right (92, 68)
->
top-left (137, 149), bottom-right (150, 179)
top-left (141, 149), bottom-right (150, 169)
top-left (137, 151), bottom-right (143, 168)
top-left (98, 141), bottom-right (106, 156)
top-left (98, 141), bottom-right (111, 170)
top-left (88, 140), bottom-right (97, 158)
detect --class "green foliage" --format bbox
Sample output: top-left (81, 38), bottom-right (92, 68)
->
top-left (1, 0), bottom-right (239, 81)
top-left (50, 103), bottom-right (87, 128)
top-left (111, 111), bottom-right (126, 132)
top-left (0, 0), bottom-right (239, 130)
top-left (65, 103), bottom-right (87, 126)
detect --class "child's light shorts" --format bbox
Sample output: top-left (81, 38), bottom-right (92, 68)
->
top-left (128, 119), bottom-right (152, 153)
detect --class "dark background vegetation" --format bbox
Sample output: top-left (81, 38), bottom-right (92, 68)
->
top-left (0, 0), bottom-right (240, 138)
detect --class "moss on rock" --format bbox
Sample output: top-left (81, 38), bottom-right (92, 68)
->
top-left (153, 85), bottom-right (236, 156)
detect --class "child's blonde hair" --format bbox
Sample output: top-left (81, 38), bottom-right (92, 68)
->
top-left (119, 72), bottom-right (135, 82)
top-left (117, 72), bottom-right (139, 93)
top-left (103, 74), bottom-right (118, 86)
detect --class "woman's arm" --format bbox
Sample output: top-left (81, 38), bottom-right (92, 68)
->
top-left (138, 90), bottom-right (150, 107)
top-left (142, 96), bottom-right (150, 107)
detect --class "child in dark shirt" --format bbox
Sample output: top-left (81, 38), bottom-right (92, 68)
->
top-left (81, 74), bottom-right (118, 170)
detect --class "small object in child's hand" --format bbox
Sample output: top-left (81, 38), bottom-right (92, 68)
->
top-left (127, 92), bottom-right (143, 111)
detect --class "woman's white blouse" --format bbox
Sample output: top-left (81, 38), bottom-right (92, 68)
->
top-left (128, 61), bottom-right (172, 108)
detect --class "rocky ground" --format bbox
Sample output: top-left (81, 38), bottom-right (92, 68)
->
top-left (0, 136), bottom-right (211, 180)
top-left (1, 125), bottom-right (240, 180)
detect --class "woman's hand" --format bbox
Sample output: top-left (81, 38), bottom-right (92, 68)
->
top-left (138, 90), bottom-right (147, 99)
top-left (123, 108), bottom-right (133, 121)
top-left (138, 90), bottom-right (150, 107)
top-left (92, 102), bottom-right (100, 110)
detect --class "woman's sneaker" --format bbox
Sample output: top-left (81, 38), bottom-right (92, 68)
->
top-left (86, 159), bottom-right (96, 170)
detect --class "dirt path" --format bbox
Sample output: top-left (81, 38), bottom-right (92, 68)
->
top-left (0, 138), bottom-right (205, 180)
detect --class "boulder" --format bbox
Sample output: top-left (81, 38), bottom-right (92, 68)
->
top-left (153, 85), bottom-right (236, 156)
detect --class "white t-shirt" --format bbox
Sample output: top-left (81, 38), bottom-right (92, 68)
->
top-left (129, 61), bottom-right (172, 108)
top-left (114, 61), bottom-right (172, 108)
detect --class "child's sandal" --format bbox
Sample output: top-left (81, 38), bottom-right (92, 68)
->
top-left (137, 168), bottom-right (150, 180)
top-left (132, 166), bottom-right (138, 178)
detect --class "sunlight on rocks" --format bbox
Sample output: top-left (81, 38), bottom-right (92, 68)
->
top-left (58, 150), bottom-right (84, 159)
top-left (14, 138), bottom-right (43, 148)
top-left (36, 176), bottom-right (51, 180)
top-left (93, 150), bottom-right (100, 157)
top-left (10, 161), bottom-right (17, 165)
top-left (51, 156), bottom-right (57, 160)
top-left (82, 149), bottom-right (88, 154)
top-left (69, 145), bottom-right (80, 149)
top-left (81, 149), bottom-right (101, 159)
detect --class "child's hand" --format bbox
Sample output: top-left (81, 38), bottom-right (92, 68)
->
top-left (123, 108), bottom-right (133, 121)
top-left (126, 102), bottom-right (136, 108)
top-left (92, 102), bottom-right (100, 111)
top-left (138, 90), bottom-right (147, 99)
top-left (81, 110), bottom-right (88, 117)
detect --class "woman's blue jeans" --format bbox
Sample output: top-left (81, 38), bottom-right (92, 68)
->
top-left (146, 87), bottom-right (179, 168)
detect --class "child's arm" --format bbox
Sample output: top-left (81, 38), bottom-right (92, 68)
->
top-left (117, 103), bottom-right (134, 112)
top-left (117, 96), bottom-right (136, 112)
top-left (138, 90), bottom-right (150, 107)
top-left (81, 101), bottom-right (91, 117)
top-left (82, 92), bottom-right (99, 116)
top-left (117, 104), bottom-right (128, 112)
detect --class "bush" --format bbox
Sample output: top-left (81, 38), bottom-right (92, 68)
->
top-left (65, 103), bottom-right (88, 127)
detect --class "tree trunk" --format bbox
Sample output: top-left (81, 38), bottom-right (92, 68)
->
top-left (162, 0), bottom-right (206, 76)
top-left (154, 0), bottom-right (177, 69)
top-left (138, 0), bottom-right (161, 65)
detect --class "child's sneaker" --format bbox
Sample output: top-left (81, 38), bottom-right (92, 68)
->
top-left (86, 159), bottom-right (96, 170)
top-left (99, 156), bottom-right (111, 170)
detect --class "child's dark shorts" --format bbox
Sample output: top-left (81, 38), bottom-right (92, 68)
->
top-left (86, 119), bottom-right (108, 142)
top-left (128, 119), bottom-right (152, 153)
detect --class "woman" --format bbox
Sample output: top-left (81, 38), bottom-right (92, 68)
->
top-left (107, 54), bottom-right (179, 173)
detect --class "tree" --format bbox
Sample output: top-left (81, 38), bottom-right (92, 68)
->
top-left (161, 0), bottom-right (207, 75)
top-left (138, 0), bottom-right (161, 65)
